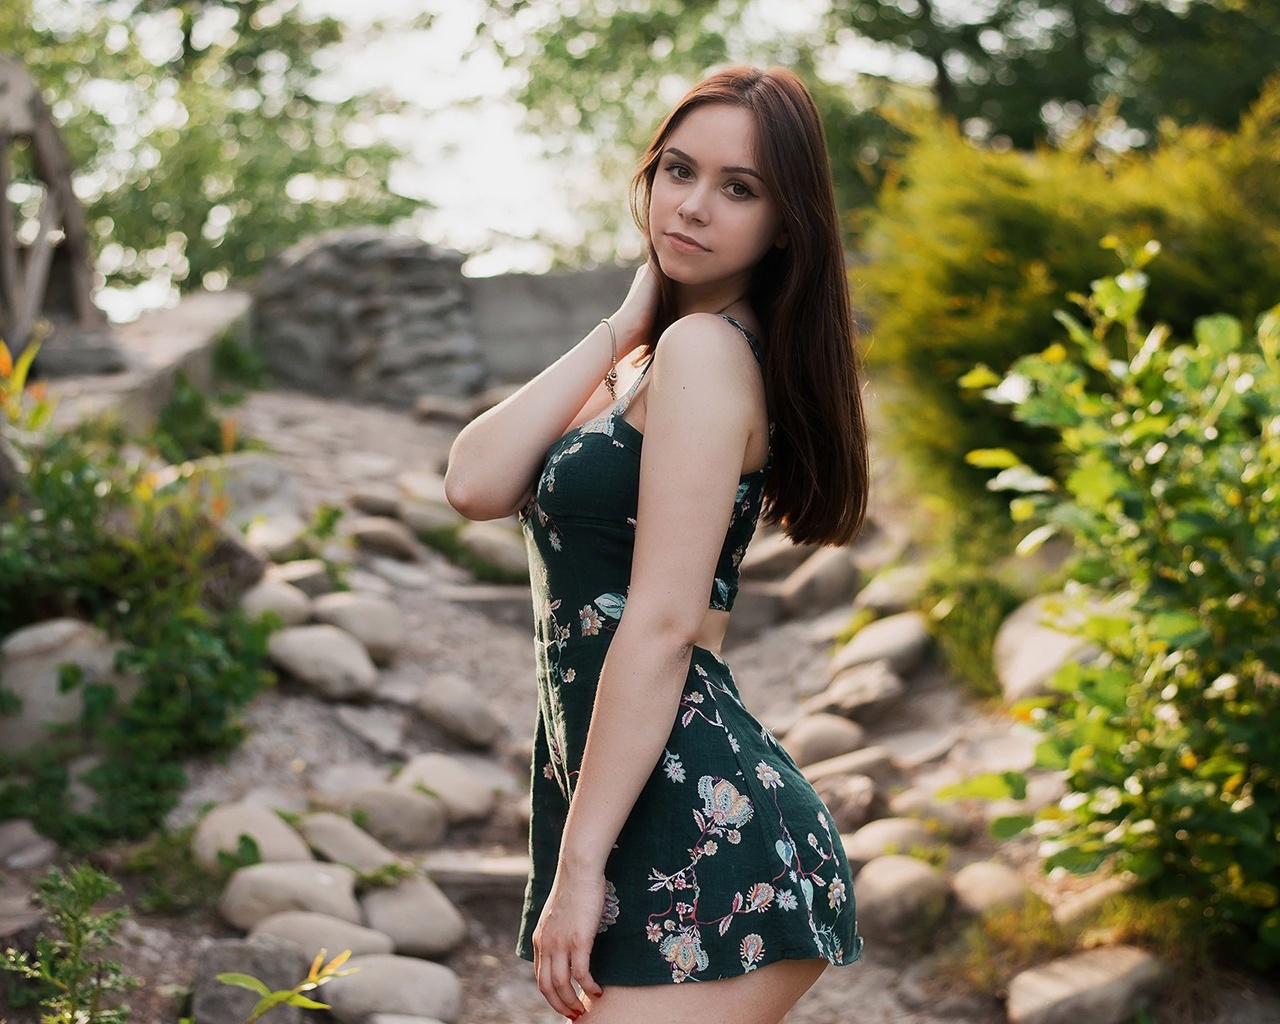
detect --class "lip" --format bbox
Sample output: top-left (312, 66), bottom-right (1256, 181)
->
top-left (665, 231), bottom-right (709, 254)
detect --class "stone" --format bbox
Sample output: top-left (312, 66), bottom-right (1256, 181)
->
top-left (368, 1017), bottom-right (447, 1024)
top-left (802, 659), bottom-right (906, 721)
top-left (190, 936), bottom-right (306, 1024)
top-left (322, 953), bottom-right (462, 1024)
top-left (310, 761), bottom-right (391, 801)
top-left (392, 752), bottom-right (499, 823)
top-left (361, 875), bottom-right (467, 957)
top-left (951, 724), bottom-right (1042, 775)
top-left (437, 583), bottom-right (533, 629)
top-left (415, 672), bottom-right (503, 748)
top-left (852, 564), bottom-right (929, 615)
top-left (418, 849), bottom-right (530, 898)
top-left (0, 819), bottom-right (59, 870)
top-left (779, 546), bottom-right (860, 617)
top-left (723, 581), bottom-right (788, 644)
top-left (250, 911), bottom-right (395, 960)
top-left (414, 393), bottom-right (476, 424)
top-left (346, 567), bottom-right (396, 597)
top-left (240, 578), bottom-right (311, 626)
top-left (312, 591), bottom-right (406, 664)
top-left (994, 593), bottom-right (1095, 703)
top-left (887, 788), bottom-right (976, 843)
top-left (812, 774), bottom-right (882, 833)
top-left (399, 499), bottom-right (462, 535)
top-left (0, 618), bottom-right (140, 754)
top-left (191, 803), bottom-right (313, 871)
top-left (739, 531), bottom-right (817, 581)
top-left (348, 515), bottom-right (421, 561)
top-left (781, 713), bottom-right (866, 768)
top-left (267, 624), bottom-right (378, 700)
top-left (336, 705), bottom-right (407, 756)
top-left (1006, 946), bottom-right (1166, 1024)
top-left (219, 861), bottom-right (362, 930)
top-left (350, 483), bottom-right (404, 517)
top-left (244, 513), bottom-right (307, 562)
top-left (397, 468), bottom-right (450, 507)
top-left (802, 746), bottom-right (898, 787)
top-left (952, 861), bottom-right (1031, 916)
top-left (300, 812), bottom-right (405, 874)
top-left (853, 854), bottom-right (950, 943)
top-left (876, 727), bottom-right (959, 769)
top-left (456, 520), bottom-right (529, 579)
top-left (335, 451), bottom-right (401, 483)
top-left (842, 817), bottom-right (940, 870)
top-left (203, 520), bottom-right (270, 610)
top-left (265, 558), bottom-right (333, 597)
top-left (368, 556), bottom-right (435, 590)
top-left (156, 451), bottom-right (299, 528)
top-left (1052, 875), bottom-right (1137, 928)
top-left (828, 611), bottom-right (932, 679)
top-left (344, 786), bottom-right (449, 850)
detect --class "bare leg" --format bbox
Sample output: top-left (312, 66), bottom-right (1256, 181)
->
top-left (577, 957), bottom-right (828, 1024)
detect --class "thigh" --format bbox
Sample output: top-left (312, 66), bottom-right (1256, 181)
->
top-left (579, 957), bottom-right (827, 1024)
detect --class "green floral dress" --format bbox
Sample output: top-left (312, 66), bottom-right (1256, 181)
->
top-left (517, 315), bottom-right (863, 985)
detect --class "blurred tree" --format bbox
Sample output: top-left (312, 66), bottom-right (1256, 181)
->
top-left (1, 0), bottom-right (421, 297)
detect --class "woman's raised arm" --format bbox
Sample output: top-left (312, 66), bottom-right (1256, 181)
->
top-left (444, 266), bottom-right (657, 521)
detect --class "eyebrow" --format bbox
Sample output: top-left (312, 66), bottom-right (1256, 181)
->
top-left (664, 146), bottom-right (764, 181)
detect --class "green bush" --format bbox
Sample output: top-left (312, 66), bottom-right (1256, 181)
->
top-left (971, 251), bottom-right (1280, 968)
top-left (855, 75), bottom-right (1280, 525)
top-left (0, 368), bottom-right (273, 846)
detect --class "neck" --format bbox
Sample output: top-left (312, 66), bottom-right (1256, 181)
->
top-left (674, 272), bottom-right (752, 318)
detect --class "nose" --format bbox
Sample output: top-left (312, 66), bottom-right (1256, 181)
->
top-left (678, 185), bottom-right (710, 225)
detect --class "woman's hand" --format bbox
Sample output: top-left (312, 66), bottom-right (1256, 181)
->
top-left (532, 869), bottom-right (606, 1019)
top-left (609, 262), bottom-right (662, 357)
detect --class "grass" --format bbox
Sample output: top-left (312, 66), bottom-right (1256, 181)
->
top-left (416, 523), bottom-right (528, 584)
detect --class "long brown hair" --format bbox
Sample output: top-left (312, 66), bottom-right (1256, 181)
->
top-left (630, 66), bottom-right (869, 546)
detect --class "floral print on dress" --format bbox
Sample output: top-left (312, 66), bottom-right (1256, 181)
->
top-left (599, 880), bottom-right (620, 934)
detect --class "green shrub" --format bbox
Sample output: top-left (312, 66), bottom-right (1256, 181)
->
top-left (922, 567), bottom-right (1022, 699)
top-left (970, 251), bottom-right (1280, 968)
top-left (856, 75), bottom-right (1280, 526)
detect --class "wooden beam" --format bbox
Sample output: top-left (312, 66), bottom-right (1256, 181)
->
top-left (11, 189), bottom-right (58, 356)
top-left (0, 133), bottom-right (18, 340)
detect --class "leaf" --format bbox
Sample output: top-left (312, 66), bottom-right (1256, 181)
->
top-left (1044, 846), bottom-right (1110, 875)
top-left (936, 773), bottom-right (1020, 801)
top-left (216, 973), bottom-right (272, 997)
top-left (1147, 610), bottom-right (1208, 645)
top-left (1194, 314), bottom-right (1243, 357)
top-left (285, 994), bottom-right (331, 1009)
top-left (958, 364), bottom-right (1001, 390)
top-left (989, 814), bottom-right (1034, 839)
top-left (0, 341), bottom-right (11, 379)
top-left (593, 592), bottom-right (626, 619)
top-left (1016, 523), bottom-right (1058, 556)
top-left (965, 448), bottom-right (1021, 469)
top-left (987, 465), bottom-right (1056, 493)
top-left (11, 340), bottom-right (39, 394)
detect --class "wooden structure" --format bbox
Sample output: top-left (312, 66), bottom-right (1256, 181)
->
top-left (0, 55), bottom-right (106, 359)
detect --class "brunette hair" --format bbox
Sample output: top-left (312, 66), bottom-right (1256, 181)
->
top-left (630, 66), bottom-right (869, 546)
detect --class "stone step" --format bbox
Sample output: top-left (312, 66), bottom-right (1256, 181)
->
top-left (420, 849), bottom-right (530, 897)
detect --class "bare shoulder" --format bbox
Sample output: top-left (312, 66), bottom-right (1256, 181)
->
top-left (651, 312), bottom-right (760, 385)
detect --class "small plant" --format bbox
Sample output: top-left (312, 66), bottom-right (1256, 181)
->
top-left (210, 949), bottom-right (356, 1024)
top-left (211, 330), bottom-right (271, 394)
top-left (921, 566), bottom-right (1022, 699)
top-left (0, 865), bottom-right (139, 1023)
top-left (117, 826), bottom-right (228, 915)
top-left (931, 897), bottom-right (1074, 998)
top-left (417, 523), bottom-right (527, 584)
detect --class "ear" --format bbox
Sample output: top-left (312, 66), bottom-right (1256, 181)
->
top-left (773, 227), bottom-right (790, 250)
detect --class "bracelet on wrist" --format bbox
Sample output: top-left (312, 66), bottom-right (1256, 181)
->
top-left (601, 317), bottom-right (618, 400)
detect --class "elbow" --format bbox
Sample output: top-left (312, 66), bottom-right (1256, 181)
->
top-left (443, 464), bottom-right (525, 521)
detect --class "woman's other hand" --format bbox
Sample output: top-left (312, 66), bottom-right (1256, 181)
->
top-left (532, 869), bottom-right (606, 1018)
top-left (610, 262), bottom-right (661, 356)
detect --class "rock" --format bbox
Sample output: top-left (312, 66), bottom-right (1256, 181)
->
top-left (361, 875), bottom-right (467, 957)
top-left (952, 861), bottom-right (1031, 915)
top-left (779, 546), bottom-right (860, 617)
top-left (312, 591), bottom-right (406, 664)
top-left (265, 558), bottom-right (333, 597)
top-left (369, 1018), bottom-right (447, 1024)
top-left (322, 953), bottom-right (462, 1024)
top-left (781, 713), bottom-right (866, 768)
top-left (335, 451), bottom-right (401, 483)
top-left (828, 611), bottom-right (931, 679)
top-left (0, 618), bottom-right (140, 754)
top-left (437, 583), bottom-right (532, 629)
top-left (852, 564), bottom-right (929, 615)
top-left (245, 513), bottom-right (307, 562)
top-left (413, 393), bottom-right (476, 424)
top-left (399, 499), bottom-right (462, 535)
top-left (739, 531), bottom-right (817, 581)
top-left (191, 803), bottom-right (313, 871)
top-left (951, 724), bottom-right (1042, 775)
top-left (190, 936), bottom-right (306, 1024)
top-left (1006, 946), bottom-right (1166, 1024)
top-left (853, 854), bottom-right (950, 943)
top-left (397, 469), bottom-right (449, 507)
top-left (157, 451), bottom-right (299, 528)
top-left (348, 515), bottom-right (421, 561)
top-left (267, 624), bottom-right (378, 700)
top-left (240, 579), bottom-right (312, 626)
top-left (367, 556), bottom-right (435, 590)
top-left (876, 727), bottom-right (959, 769)
top-left (350, 483), bottom-right (404, 517)
top-left (346, 568), bottom-right (396, 597)
top-left (802, 746), bottom-right (898, 786)
top-left (299, 812), bottom-right (406, 874)
top-left (887, 788), bottom-right (976, 843)
top-left (994, 594), bottom-right (1095, 703)
top-left (456, 520), bottom-right (529, 579)
top-left (311, 761), bottom-right (391, 802)
top-left (723, 581), bottom-right (788, 644)
top-left (203, 520), bottom-right (270, 610)
top-left (392, 752), bottom-right (499, 823)
top-left (336, 705), bottom-right (407, 756)
top-left (415, 673), bottom-right (503, 748)
top-left (1052, 875), bottom-right (1137, 928)
top-left (344, 786), bottom-right (449, 850)
top-left (219, 861), bottom-right (362, 930)
top-left (250, 911), bottom-right (395, 960)
top-left (812, 774), bottom-right (882, 833)
top-left (0, 883), bottom-right (42, 940)
top-left (802, 659), bottom-right (906, 721)
top-left (843, 817), bottom-right (940, 870)
top-left (418, 849), bottom-right (531, 898)
top-left (0, 819), bottom-right (59, 870)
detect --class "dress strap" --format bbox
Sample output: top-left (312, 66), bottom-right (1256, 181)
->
top-left (613, 353), bottom-right (653, 415)
top-left (717, 314), bottom-right (766, 365)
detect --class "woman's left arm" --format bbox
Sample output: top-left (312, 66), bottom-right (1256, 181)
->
top-left (531, 314), bottom-right (764, 1017)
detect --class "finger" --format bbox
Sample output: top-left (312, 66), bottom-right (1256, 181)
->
top-left (537, 948), bottom-right (577, 1019)
top-left (571, 944), bottom-right (604, 1000)
top-left (552, 948), bottom-right (586, 1017)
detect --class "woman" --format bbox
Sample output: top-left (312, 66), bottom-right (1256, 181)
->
top-left (446, 66), bottom-right (869, 1023)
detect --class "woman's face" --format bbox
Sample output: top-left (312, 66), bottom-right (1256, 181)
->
top-left (648, 103), bottom-right (786, 299)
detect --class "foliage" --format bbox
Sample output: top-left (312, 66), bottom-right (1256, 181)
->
top-left (212, 330), bottom-right (272, 394)
top-left (117, 826), bottom-right (230, 915)
top-left (0, 391), bottom-right (274, 846)
top-left (0, 865), bottom-right (139, 1024)
top-left (965, 252), bottom-right (1280, 967)
top-left (857, 78), bottom-right (1280, 523)
top-left (931, 896), bottom-right (1074, 998)
top-left (417, 523), bottom-right (528, 584)
top-left (201, 949), bottom-right (356, 1024)
top-left (922, 567), bottom-right (1022, 700)
top-left (2, 0), bottom-right (420, 295)
top-left (150, 370), bottom-right (247, 464)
